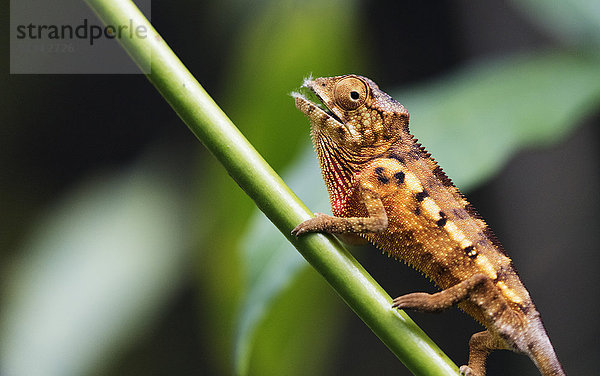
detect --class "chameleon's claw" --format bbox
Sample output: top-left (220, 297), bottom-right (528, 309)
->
top-left (291, 223), bottom-right (308, 236)
top-left (459, 365), bottom-right (479, 376)
top-left (291, 213), bottom-right (328, 236)
top-left (392, 292), bottom-right (435, 311)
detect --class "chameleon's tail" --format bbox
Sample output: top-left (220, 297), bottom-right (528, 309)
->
top-left (524, 316), bottom-right (566, 376)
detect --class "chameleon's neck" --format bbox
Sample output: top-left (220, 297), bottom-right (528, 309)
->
top-left (314, 140), bottom-right (356, 215)
top-left (313, 131), bottom-right (412, 215)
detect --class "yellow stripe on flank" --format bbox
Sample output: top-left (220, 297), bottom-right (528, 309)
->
top-left (422, 197), bottom-right (441, 220)
top-left (444, 221), bottom-right (465, 243)
top-left (443, 220), bottom-right (473, 250)
top-left (459, 238), bottom-right (472, 249)
top-left (404, 171), bottom-right (422, 192)
top-left (475, 256), bottom-right (498, 280)
top-left (442, 215), bottom-right (497, 280)
top-left (497, 281), bottom-right (523, 304)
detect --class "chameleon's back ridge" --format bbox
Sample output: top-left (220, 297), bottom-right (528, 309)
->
top-left (292, 74), bottom-right (565, 376)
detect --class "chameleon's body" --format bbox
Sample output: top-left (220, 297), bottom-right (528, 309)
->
top-left (291, 75), bottom-right (565, 376)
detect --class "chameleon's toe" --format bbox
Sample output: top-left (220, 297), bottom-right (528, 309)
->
top-left (291, 214), bottom-right (327, 236)
top-left (459, 365), bottom-right (480, 376)
top-left (391, 292), bottom-right (433, 310)
top-left (291, 223), bottom-right (308, 236)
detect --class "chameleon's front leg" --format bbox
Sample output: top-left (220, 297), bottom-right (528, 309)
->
top-left (291, 181), bottom-right (388, 236)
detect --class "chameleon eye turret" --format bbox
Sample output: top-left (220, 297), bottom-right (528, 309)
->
top-left (333, 76), bottom-right (368, 111)
top-left (292, 74), bottom-right (566, 376)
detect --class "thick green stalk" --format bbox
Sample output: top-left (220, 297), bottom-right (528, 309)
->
top-left (84, 1), bottom-right (460, 375)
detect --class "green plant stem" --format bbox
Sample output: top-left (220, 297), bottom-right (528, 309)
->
top-left (84, 1), bottom-right (460, 375)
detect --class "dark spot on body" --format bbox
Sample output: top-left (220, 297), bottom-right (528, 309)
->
top-left (414, 207), bottom-right (421, 216)
top-left (374, 167), bottom-right (389, 184)
top-left (415, 190), bottom-right (428, 202)
top-left (436, 211), bottom-right (447, 227)
top-left (394, 171), bottom-right (405, 184)
top-left (464, 245), bottom-right (477, 259)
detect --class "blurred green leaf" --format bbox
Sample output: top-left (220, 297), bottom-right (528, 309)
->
top-left (509, 0), bottom-right (600, 47)
top-left (235, 148), bottom-right (329, 375)
top-left (238, 51), bottom-right (600, 375)
top-left (245, 268), bottom-right (344, 376)
top-left (400, 52), bottom-right (600, 190)
top-left (0, 159), bottom-right (190, 376)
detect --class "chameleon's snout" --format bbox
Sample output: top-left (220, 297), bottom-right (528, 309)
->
top-left (292, 92), bottom-right (310, 114)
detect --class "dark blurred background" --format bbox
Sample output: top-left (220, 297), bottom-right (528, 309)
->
top-left (1, 1), bottom-right (599, 375)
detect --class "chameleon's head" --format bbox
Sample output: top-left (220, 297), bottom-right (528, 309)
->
top-left (293, 74), bottom-right (409, 160)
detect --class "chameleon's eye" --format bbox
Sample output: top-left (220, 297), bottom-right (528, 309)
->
top-left (333, 77), bottom-right (367, 111)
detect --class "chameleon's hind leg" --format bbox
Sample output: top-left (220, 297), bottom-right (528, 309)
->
top-left (392, 273), bottom-right (509, 313)
top-left (459, 330), bottom-right (506, 376)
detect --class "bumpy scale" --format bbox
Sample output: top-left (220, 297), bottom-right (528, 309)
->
top-left (291, 75), bottom-right (565, 376)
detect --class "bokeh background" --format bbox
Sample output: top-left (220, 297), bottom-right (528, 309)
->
top-left (2, 1), bottom-right (599, 375)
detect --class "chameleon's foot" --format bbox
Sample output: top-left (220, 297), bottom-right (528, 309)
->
top-left (392, 292), bottom-right (445, 312)
top-left (459, 365), bottom-right (481, 376)
top-left (291, 213), bottom-right (330, 236)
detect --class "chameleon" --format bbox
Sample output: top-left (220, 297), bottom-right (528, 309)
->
top-left (291, 74), bottom-right (565, 376)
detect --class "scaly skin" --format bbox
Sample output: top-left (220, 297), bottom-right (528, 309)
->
top-left (291, 75), bottom-right (565, 376)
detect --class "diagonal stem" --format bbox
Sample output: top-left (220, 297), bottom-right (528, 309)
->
top-left (84, 1), bottom-right (461, 375)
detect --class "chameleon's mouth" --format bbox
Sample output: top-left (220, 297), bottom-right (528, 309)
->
top-left (322, 106), bottom-right (343, 124)
top-left (292, 75), bottom-right (347, 125)
top-left (291, 90), bottom-right (344, 126)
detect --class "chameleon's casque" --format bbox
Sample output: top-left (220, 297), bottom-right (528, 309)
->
top-left (292, 75), bottom-right (565, 376)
